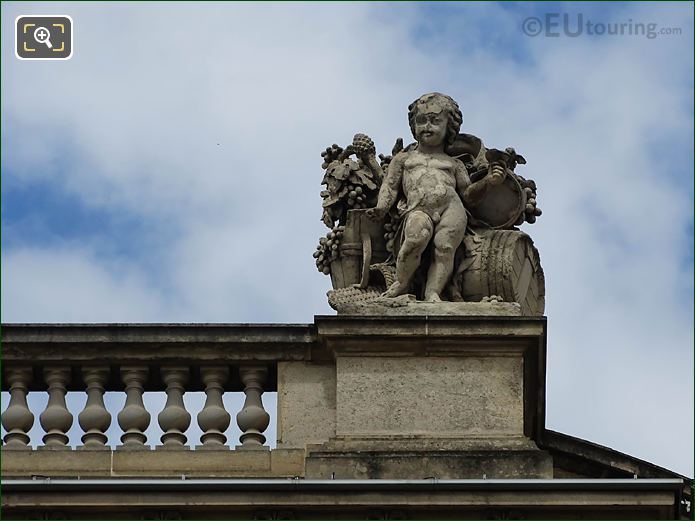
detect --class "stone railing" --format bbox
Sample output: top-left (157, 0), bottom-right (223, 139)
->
top-left (1, 324), bottom-right (315, 478)
top-left (2, 316), bottom-right (549, 480)
top-left (3, 364), bottom-right (272, 451)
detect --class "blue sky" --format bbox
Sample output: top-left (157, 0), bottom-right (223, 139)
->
top-left (1, 2), bottom-right (693, 476)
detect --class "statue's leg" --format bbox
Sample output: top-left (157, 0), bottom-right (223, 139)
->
top-left (424, 206), bottom-right (467, 301)
top-left (383, 211), bottom-right (432, 297)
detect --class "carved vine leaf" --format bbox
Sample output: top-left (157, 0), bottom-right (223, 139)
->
top-left (321, 210), bottom-right (334, 228)
top-left (331, 162), bottom-right (351, 181)
top-left (321, 192), bottom-right (341, 208)
top-left (322, 174), bottom-right (341, 193)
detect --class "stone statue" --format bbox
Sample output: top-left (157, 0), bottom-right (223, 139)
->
top-left (365, 93), bottom-right (506, 302)
top-left (314, 93), bottom-right (545, 316)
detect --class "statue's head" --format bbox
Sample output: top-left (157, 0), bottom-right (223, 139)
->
top-left (408, 93), bottom-right (463, 149)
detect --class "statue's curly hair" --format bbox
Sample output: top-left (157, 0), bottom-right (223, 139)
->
top-left (407, 92), bottom-right (463, 147)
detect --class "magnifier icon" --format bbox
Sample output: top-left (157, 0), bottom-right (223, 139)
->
top-left (33, 26), bottom-right (53, 49)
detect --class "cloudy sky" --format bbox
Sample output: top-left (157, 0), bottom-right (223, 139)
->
top-left (1, 2), bottom-right (693, 477)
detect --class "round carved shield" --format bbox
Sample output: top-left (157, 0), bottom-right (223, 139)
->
top-left (469, 173), bottom-right (526, 229)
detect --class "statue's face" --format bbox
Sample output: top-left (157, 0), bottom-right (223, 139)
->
top-left (414, 110), bottom-right (447, 148)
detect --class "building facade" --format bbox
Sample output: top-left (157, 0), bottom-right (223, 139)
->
top-left (1, 317), bottom-right (691, 519)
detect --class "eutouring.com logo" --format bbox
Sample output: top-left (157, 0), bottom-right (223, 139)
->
top-left (522, 13), bottom-right (682, 39)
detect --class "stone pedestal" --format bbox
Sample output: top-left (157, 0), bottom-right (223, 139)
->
top-left (279, 313), bottom-right (552, 479)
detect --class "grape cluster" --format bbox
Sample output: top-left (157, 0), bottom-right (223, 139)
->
top-left (352, 133), bottom-right (376, 158)
top-left (383, 221), bottom-right (398, 253)
top-left (345, 184), bottom-right (368, 209)
top-left (320, 144), bottom-right (344, 170)
top-left (515, 177), bottom-right (542, 225)
top-left (314, 225), bottom-right (345, 275)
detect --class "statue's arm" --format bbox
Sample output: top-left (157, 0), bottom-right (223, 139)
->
top-left (372, 153), bottom-right (405, 214)
top-left (454, 160), bottom-right (472, 202)
top-left (364, 154), bottom-right (384, 184)
top-left (462, 162), bottom-right (505, 207)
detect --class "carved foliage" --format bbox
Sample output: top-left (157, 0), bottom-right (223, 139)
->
top-left (319, 135), bottom-right (381, 228)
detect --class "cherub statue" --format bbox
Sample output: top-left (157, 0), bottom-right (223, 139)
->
top-left (366, 93), bottom-right (506, 301)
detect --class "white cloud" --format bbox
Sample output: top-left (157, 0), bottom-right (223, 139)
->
top-left (2, 2), bottom-right (692, 476)
top-left (1, 246), bottom-right (169, 322)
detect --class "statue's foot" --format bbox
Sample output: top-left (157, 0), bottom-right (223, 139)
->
top-left (382, 281), bottom-right (407, 298)
top-left (425, 292), bottom-right (442, 303)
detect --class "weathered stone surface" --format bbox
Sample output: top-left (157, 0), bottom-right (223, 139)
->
top-left (335, 356), bottom-right (524, 437)
top-left (0, 449), bottom-right (111, 477)
top-left (308, 435), bottom-right (539, 452)
top-left (113, 448), bottom-right (271, 476)
top-left (1, 484), bottom-right (681, 520)
top-left (277, 362), bottom-right (336, 449)
top-left (331, 296), bottom-right (522, 316)
top-left (0, 448), bottom-right (306, 478)
top-left (296, 315), bottom-right (549, 482)
top-left (315, 315), bottom-right (546, 343)
top-left (269, 448), bottom-right (307, 476)
top-left (305, 448), bottom-right (553, 479)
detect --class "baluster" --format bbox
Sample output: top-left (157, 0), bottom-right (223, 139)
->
top-left (236, 365), bottom-right (270, 449)
top-left (197, 366), bottom-right (231, 449)
top-left (2, 366), bottom-right (35, 449)
top-left (117, 366), bottom-right (151, 450)
top-left (39, 367), bottom-right (73, 449)
top-left (78, 366), bottom-right (111, 449)
top-left (157, 366), bottom-right (191, 449)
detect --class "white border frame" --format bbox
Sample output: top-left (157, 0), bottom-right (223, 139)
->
top-left (15, 14), bottom-right (74, 61)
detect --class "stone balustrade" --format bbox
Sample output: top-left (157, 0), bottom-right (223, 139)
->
top-left (2, 317), bottom-right (549, 480)
top-left (1, 324), bottom-right (314, 457)
top-left (2, 362), bottom-right (275, 452)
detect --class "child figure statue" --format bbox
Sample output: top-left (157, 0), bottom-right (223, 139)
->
top-left (367, 93), bottom-right (505, 301)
